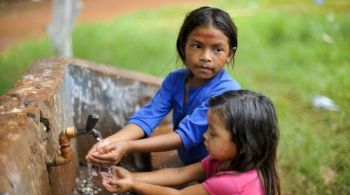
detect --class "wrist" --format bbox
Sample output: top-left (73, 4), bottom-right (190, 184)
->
top-left (130, 180), bottom-right (140, 192)
top-left (100, 139), bottom-right (110, 146)
top-left (103, 137), bottom-right (114, 146)
top-left (123, 140), bottom-right (133, 153)
top-left (129, 172), bottom-right (136, 182)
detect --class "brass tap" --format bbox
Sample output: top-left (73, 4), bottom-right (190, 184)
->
top-left (63, 126), bottom-right (78, 138)
top-left (47, 114), bottom-right (100, 166)
top-left (47, 127), bottom-right (77, 166)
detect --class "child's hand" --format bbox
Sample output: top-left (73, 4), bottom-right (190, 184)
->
top-left (101, 166), bottom-right (134, 193)
top-left (85, 141), bottom-right (129, 167)
top-left (85, 140), bottom-right (109, 166)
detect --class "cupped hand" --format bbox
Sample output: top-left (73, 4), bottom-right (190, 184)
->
top-left (101, 166), bottom-right (134, 193)
top-left (85, 141), bottom-right (129, 167)
top-left (85, 140), bottom-right (109, 165)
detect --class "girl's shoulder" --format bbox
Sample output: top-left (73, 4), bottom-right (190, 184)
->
top-left (216, 69), bottom-right (240, 87)
top-left (203, 169), bottom-right (263, 195)
top-left (161, 68), bottom-right (188, 90)
top-left (217, 169), bottom-right (260, 183)
top-left (205, 70), bottom-right (241, 96)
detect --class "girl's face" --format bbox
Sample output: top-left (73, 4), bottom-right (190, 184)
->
top-left (204, 109), bottom-right (237, 161)
top-left (184, 26), bottom-right (234, 85)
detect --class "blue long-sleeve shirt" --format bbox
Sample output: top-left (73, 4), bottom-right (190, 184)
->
top-left (128, 68), bottom-right (240, 165)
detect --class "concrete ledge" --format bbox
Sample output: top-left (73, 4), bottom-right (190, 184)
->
top-left (0, 57), bottom-right (163, 194)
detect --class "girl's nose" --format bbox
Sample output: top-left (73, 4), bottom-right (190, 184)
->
top-left (200, 50), bottom-right (211, 62)
top-left (203, 131), bottom-right (208, 140)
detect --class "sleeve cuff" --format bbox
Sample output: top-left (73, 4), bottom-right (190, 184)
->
top-left (128, 119), bottom-right (153, 137)
top-left (175, 129), bottom-right (191, 150)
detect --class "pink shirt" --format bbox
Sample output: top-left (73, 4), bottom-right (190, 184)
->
top-left (201, 156), bottom-right (264, 195)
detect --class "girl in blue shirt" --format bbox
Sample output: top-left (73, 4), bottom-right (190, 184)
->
top-left (86, 6), bottom-right (241, 166)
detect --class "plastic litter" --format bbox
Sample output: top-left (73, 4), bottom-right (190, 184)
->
top-left (312, 95), bottom-right (340, 111)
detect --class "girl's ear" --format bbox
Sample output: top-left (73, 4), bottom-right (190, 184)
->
top-left (226, 47), bottom-right (237, 63)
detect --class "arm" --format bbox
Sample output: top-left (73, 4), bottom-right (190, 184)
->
top-left (133, 161), bottom-right (206, 186)
top-left (87, 72), bottom-right (177, 166)
top-left (87, 132), bottom-right (182, 166)
top-left (85, 123), bottom-right (144, 165)
top-left (103, 123), bottom-right (145, 143)
top-left (128, 131), bottom-right (181, 153)
top-left (102, 163), bottom-right (208, 195)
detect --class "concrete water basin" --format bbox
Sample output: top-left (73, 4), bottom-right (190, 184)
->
top-left (0, 58), bottom-right (181, 194)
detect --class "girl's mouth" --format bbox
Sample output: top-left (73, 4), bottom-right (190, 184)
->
top-left (196, 66), bottom-right (212, 73)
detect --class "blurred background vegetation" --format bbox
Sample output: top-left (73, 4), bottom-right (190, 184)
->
top-left (0, 0), bottom-right (349, 194)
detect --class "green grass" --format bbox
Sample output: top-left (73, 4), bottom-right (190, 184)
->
top-left (72, 8), bottom-right (184, 76)
top-left (0, 38), bottom-right (54, 94)
top-left (1, 0), bottom-right (349, 194)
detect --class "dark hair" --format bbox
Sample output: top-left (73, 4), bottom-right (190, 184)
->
top-left (208, 90), bottom-right (281, 195)
top-left (176, 6), bottom-right (238, 67)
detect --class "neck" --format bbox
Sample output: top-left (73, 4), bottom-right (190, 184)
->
top-left (218, 160), bottom-right (233, 171)
top-left (186, 73), bottom-right (211, 87)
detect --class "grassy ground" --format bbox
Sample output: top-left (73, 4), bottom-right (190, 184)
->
top-left (0, 0), bottom-right (349, 194)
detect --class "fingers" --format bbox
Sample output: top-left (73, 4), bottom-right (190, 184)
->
top-left (108, 178), bottom-right (120, 186)
top-left (88, 156), bottom-right (115, 167)
top-left (101, 174), bottom-right (126, 193)
top-left (101, 166), bottom-right (134, 194)
top-left (113, 167), bottom-right (124, 179)
top-left (85, 146), bottom-right (97, 161)
top-left (95, 142), bottom-right (109, 153)
top-left (102, 176), bottom-right (118, 192)
top-left (86, 141), bottom-right (128, 167)
top-left (93, 151), bottom-right (120, 163)
top-left (86, 144), bottom-right (120, 166)
top-left (85, 150), bottom-right (112, 166)
top-left (114, 166), bottom-right (128, 178)
top-left (85, 143), bottom-right (106, 162)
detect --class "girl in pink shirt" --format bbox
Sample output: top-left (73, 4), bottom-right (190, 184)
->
top-left (101, 89), bottom-right (281, 195)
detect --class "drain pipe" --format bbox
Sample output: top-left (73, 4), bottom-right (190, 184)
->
top-left (47, 114), bottom-right (101, 166)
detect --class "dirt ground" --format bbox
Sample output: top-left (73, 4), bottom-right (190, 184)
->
top-left (0, 0), bottom-right (207, 52)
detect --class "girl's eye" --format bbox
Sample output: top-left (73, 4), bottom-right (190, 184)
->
top-left (213, 47), bottom-right (224, 53)
top-left (209, 131), bottom-right (216, 137)
top-left (191, 44), bottom-right (201, 49)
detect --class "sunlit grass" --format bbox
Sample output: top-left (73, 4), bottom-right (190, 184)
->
top-left (0, 0), bottom-right (349, 194)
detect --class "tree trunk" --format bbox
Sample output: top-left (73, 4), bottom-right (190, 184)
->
top-left (48, 0), bottom-right (82, 57)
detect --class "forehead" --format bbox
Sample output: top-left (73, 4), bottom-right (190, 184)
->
top-left (208, 109), bottom-right (224, 124)
top-left (208, 109), bottom-right (232, 135)
top-left (187, 26), bottom-right (229, 43)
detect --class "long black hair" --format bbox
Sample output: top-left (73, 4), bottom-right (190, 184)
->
top-left (176, 6), bottom-right (238, 67)
top-left (208, 90), bottom-right (281, 195)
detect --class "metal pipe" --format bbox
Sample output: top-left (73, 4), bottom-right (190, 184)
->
top-left (47, 114), bottom-right (101, 166)
top-left (47, 128), bottom-right (76, 166)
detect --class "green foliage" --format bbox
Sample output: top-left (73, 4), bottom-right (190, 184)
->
top-left (0, 1), bottom-right (349, 194)
top-left (227, 2), bottom-right (350, 194)
top-left (72, 8), bottom-right (183, 77)
top-left (0, 38), bottom-right (54, 94)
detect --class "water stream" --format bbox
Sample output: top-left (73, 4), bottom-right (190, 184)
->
top-left (74, 138), bottom-right (115, 195)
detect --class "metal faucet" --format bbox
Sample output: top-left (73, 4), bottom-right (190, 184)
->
top-left (76, 114), bottom-right (102, 139)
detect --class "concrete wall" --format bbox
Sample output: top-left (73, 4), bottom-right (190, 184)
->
top-left (0, 58), bottom-right (162, 194)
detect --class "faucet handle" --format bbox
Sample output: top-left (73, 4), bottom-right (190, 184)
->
top-left (85, 114), bottom-right (99, 132)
